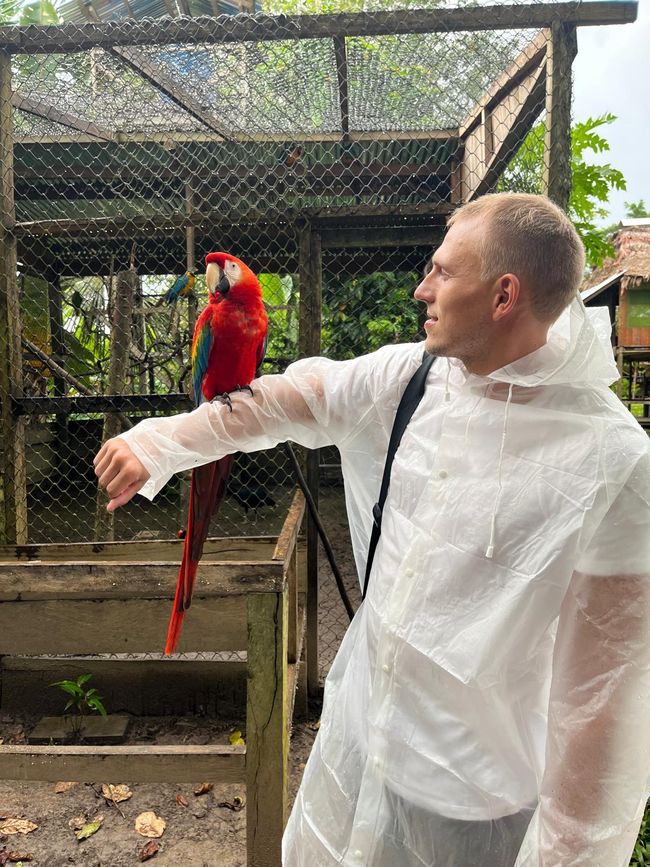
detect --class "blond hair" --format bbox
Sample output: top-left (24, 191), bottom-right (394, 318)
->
top-left (449, 193), bottom-right (585, 322)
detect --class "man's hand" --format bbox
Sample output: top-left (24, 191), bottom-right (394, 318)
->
top-left (94, 438), bottom-right (151, 511)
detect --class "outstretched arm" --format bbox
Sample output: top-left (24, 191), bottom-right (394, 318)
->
top-left (95, 369), bottom-right (326, 510)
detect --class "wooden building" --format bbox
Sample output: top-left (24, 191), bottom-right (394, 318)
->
top-left (582, 219), bottom-right (650, 430)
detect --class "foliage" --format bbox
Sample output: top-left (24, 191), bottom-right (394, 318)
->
top-left (0, 0), bottom-right (59, 23)
top-left (50, 673), bottom-right (108, 737)
top-left (624, 200), bottom-right (650, 219)
top-left (322, 271), bottom-right (420, 359)
top-left (499, 113), bottom-right (626, 269)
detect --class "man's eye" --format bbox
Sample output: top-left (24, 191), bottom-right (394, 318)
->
top-left (423, 261), bottom-right (433, 277)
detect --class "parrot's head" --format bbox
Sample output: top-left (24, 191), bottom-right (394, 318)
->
top-left (205, 252), bottom-right (262, 304)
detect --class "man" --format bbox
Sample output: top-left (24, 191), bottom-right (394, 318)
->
top-left (95, 193), bottom-right (650, 866)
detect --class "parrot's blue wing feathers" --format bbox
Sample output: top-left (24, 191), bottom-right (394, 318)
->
top-left (192, 320), bottom-right (213, 406)
top-left (166, 273), bottom-right (189, 305)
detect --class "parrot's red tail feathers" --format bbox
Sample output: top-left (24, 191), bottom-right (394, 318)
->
top-left (164, 456), bottom-right (234, 655)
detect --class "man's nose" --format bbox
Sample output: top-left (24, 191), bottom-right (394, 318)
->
top-left (414, 277), bottom-right (434, 301)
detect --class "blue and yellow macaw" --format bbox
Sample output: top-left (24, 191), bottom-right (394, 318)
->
top-left (163, 270), bottom-right (195, 305)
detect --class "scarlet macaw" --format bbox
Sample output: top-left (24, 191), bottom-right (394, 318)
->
top-left (165, 252), bottom-right (268, 655)
top-left (163, 270), bottom-right (196, 305)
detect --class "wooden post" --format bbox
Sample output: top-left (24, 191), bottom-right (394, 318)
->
top-left (46, 271), bottom-right (70, 477)
top-left (0, 51), bottom-right (27, 545)
top-left (543, 22), bottom-right (577, 210)
top-left (95, 267), bottom-right (136, 541)
top-left (298, 222), bottom-right (322, 697)
top-left (179, 182), bottom-right (197, 525)
top-left (246, 590), bottom-right (288, 867)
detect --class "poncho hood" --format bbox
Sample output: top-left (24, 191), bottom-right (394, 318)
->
top-left (485, 297), bottom-right (619, 389)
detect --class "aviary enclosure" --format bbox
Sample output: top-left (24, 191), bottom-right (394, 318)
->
top-left (0, 2), bottom-right (638, 864)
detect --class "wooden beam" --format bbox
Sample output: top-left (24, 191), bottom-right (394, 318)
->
top-left (321, 225), bottom-right (437, 249)
top-left (15, 128), bottom-right (456, 146)
top-left (464, 61), bottom-right (546, 200)
top-left (0, 3), bottom-right (637, 53)
top-left (12, 392), bottom-right (193, 415)
top-left (246, 590), bottom-right (288, 867)
top-left (110, 46), bottom-right (234, 141)
top-left (543, 22), bottom-right (577, 210)
top-left (11, 91), bottom-right (115, 141)
top-left (333, 35), bottom-right (350, 139)
top-left (14, 202), bottom-right (453, 238)
top-left (0, 50), bottom-right (27, 546)
top-left (459, 31), bottom-right (547, 138)
top-left (0, 744), bottom-right (245, 784)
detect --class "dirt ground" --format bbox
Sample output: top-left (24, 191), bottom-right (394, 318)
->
top-left (0, 487), bottom-right (358, 867)
top-left (0, 713), bottom-right (321, 867)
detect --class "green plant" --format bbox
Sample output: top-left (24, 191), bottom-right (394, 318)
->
top-left (50, 674), bottom-right (108, 738)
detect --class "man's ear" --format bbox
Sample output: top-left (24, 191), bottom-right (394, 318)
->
top-left (492, 273), bottom-right (520, 321)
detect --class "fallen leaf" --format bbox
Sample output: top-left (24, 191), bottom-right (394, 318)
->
top-left (138, 840), bottom-right (160, 861)
top-left (54, 782), bottom-right (78, 794)
top-left (0, 820), bottom-right (38, 836)
top-left (101, 784), bottom-right (132, 803)
top-left (68, 815), bottom-right (86, 831)
top-left (193, 783), bottom-right (213, 797)
top-left (6, 853), bottom-right (33, 862)
top-left (228, 730), bottom-right (245, 747)
top-left (175, 794), bottom-right (188, 808)
top-left (75, 820), bottom-right (103, 842)
top-left (134, 812), bottom-right (166, 839)
top-left (217, 796), bottom-right (245, 812)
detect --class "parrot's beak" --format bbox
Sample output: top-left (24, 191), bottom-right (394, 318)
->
top-left (205, 260), bottom-right (231, 297)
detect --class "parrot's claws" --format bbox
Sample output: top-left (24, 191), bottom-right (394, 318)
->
top-left (212, 393), bottom-right (233, 412)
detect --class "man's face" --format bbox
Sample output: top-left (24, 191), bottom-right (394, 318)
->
top-left (414, 217), bottom-right (498, 366)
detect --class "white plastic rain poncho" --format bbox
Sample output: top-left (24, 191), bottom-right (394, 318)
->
top-left (120, 297), bottom-right (650, 867)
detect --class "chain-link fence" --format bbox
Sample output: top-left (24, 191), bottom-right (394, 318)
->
top-left (0, 0), bottom-right (628, 678)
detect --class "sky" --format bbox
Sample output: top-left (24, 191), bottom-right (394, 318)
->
top-left (572, 0), bottom-right (649, 223)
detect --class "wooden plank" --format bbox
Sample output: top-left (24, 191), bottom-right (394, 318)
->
top-left (272, 488), bottom-right (305, 568)
top-left (0, 3), bottom-right (637, 53)
top-left (246, 591), bottom-right (288, 867)
top-left (287, 592), bottom-right (307, 722)
top-left (0, 560), bottom-right (284, 599)
top-left (11, 91), bottom-right (115, 142)
top-left (321, 224), bottom-right (439, 250)
top-left (287, 544), bottom-right (298, 664)
top-left (543, 22), bottom-right (577, 210)
top-left (0, 596), bottom-right (247, 653)
top-left (110, 46), bottom-right (235, 142)
top-left (0, 744), bottom-right (245, 783)
top-left (0, 535), bottom-right (277, 562)
top-left (0, 50), bottom-right (27, 546)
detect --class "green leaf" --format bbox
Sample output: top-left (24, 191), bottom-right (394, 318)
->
top-left (75, 820), bottom-right (102, 841)
top-left (76, 674), bottom-right (93, 687)
top-left (86, 696), bottom-right (108, 718)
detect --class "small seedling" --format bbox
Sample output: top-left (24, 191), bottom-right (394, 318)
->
top-left (50, 674), bottom-right (108, 740)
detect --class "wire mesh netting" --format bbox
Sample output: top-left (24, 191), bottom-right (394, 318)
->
top-left (0, 5), bottom-right (561, 550)
top-left (0, 0), bottom-right (586, 682)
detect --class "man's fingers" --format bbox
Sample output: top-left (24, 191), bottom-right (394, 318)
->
top-left (106, 481), bottom-right (142, 512)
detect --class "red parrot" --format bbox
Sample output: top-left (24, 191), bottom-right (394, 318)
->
top-left (165, 252), bottom-right (268, 655)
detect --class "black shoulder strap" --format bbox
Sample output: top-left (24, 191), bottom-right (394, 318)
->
top-left (362, 352), bottom-right (436, 600)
